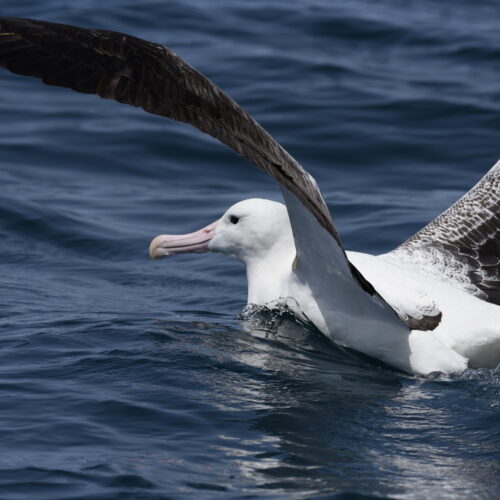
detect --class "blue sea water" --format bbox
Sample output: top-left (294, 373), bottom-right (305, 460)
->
top-left (0, 0), bottom-right (499, 498)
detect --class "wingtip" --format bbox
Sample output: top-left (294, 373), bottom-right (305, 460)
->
top-left (403, 310), bottom-right (442, 332)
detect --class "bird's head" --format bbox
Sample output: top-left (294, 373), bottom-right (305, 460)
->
top-left (149, 198), bottom-right (293, 264)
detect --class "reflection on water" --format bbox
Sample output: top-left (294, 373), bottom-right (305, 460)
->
top-left (150, 308), bottom-right (499, 498)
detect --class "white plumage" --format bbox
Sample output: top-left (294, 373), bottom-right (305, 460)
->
top-left (152, 173), bottom-right (500, 376)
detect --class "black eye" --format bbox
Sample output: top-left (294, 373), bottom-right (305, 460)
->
top-left (230, 215), bottom-right (239, 224)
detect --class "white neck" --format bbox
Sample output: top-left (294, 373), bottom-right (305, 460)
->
top-left (245, 243), bottom-right (295, 305)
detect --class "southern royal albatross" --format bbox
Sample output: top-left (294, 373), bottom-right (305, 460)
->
top-left (1, 17), bottom-right (499, 375)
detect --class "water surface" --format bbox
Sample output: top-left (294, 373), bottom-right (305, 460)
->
top-left (0, 1), bottom-right (499, 498)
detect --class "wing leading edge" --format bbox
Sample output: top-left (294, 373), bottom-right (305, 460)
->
top-left (0, 17), bottom-right (437, 330)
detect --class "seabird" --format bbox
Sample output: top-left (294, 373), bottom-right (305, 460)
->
top-left (1, 17), bottom-right (499, 375)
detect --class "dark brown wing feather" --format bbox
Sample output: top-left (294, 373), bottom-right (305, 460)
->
top-left (393, 160), bottom-right (500, 305)
top-left (0, 17), bottom-right (439, 330)
top-left (0, 18), bottom-right (355, 277)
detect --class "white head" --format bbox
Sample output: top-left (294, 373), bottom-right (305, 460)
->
top-left (149, 198), bottom-right (294, 265)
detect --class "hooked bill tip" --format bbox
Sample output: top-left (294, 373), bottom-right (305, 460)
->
top-left (149, 235), bottom-right (164, 260)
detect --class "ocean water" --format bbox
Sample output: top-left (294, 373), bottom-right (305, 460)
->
top-left (0, 1), bottom-right (499, 499)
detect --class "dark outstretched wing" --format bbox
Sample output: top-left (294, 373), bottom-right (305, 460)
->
top-left (0, 17), bottom-right (363, 283)
top-left (392, 160), bottom-right (500, 305)
top-left (0, 17), bottom-right (439, 330)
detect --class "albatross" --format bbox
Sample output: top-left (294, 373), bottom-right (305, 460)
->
top-left (1, 17), bottom-right (499, 375)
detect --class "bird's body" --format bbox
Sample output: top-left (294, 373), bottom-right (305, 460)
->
top-left (151, 195), bottom-right (496, 375)
top-left (1, 17), bottom-right (499, 376)
top-left (351, 251), bottom-right (500, 370)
